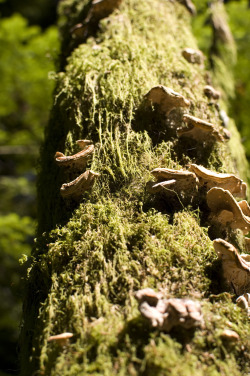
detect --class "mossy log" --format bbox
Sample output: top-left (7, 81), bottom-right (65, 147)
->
top-left (21, 1), bottom-right (250, 375)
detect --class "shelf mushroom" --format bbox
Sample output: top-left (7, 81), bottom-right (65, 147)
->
top-left (71, 0), bottom-right (123, 38)
top-left (189, 164), bottom-right (247, 199)
top-left (135, 289), bottom-right (203, 331)
top-left (60, 169), bottom-right (99, 200)
top-left (177, 114), bottom-right (227, 143)
top-left (207, 187), bottom-right (250, 234)
top-left (204, 85), bottom-right (221, 100)
top-left (48, 332), bottom-right (73, 347)
top-left (55, 141), bottom-right (94, 170)
top-left (143, 85), bottom-right (190, 116)
top-left (182, 48), bottom-right (204, 64)
top-left (213, 238), bottom-right (250, 295)
top-left (236, 293), bottom-right (250, 317)
top-left (148, 167), bottom-right (198, 194)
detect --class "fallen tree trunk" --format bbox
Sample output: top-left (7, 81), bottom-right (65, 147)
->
top-left (21, 1), bottom-right (250, 375)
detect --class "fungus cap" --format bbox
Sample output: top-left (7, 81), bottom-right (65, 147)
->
top-left (144, 85), bottom-right (190, 115)
top-left (60, 170), bottom-right (99, 200)
top-left (55, 144), bottom-right (94, 170)
top-left (213, 238), bottom-right (250, 295)
top-left (151, 167), bottom-right (196, 181)
top-left (182, 48), bottom-right (204, 64)
top-left (189, 164), bottom-right (246, 198)
top-left (204, 85), bottom-right (221, 100)
top-left (220, 329), bottom-right (239, 342)
top-left (207, 187), bottom-right (250, 234)
top-left (177, 114), bottom-right (225, 142)
top-left (48, 332), bottom-right (73, 346)
top-left (135, 289), bottom-right (202, 332)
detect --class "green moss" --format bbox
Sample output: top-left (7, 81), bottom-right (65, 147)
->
top-left (21, 0), bottom-right (250, 375)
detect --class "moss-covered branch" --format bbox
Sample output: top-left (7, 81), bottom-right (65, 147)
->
top-left (21, 1), bottom-right (250, 375)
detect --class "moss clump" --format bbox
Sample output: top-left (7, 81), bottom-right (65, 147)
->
top-left (21, 0), bottom-right (249, 375)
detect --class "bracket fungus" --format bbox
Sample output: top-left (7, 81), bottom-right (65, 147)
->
top-left (48, 332), bottom-right (73, 347)
top-left (182, 48), bottom-right (204, 65)
top-left (220, 329), bottom-right (240, 343)
top-left (71, 0), bottom-right (123, 38)
top-left (236, 293), bottom-right (250, 317)
top-left (86, 0), bottom-right (123, 22)
top-left (143, 85), bottom-right (190, 116)
top-left (60, 170), bottom-right (99, 200)
top-left (189, 164), bottom-right (246, 199)
top-left (55, 143), bottom-right (94, 170)
top-left (147, 167), bottom-right (197, 196)
top-left (207, 188), bottom-right (250, 234)
top-left (135, 289), bottom-right (203, 331)
top-left (213, 239), bottom-right (250, 295)
top-left (204, 85), bottom-right (221, 100)
top-left (177, 114), bottom-right (226, 143)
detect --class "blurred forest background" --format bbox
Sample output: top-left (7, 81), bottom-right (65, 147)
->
top-left (0, 0), bottom-right (249, 375)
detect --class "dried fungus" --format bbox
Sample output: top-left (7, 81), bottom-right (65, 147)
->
top-left (204, 85), bottom-right (221, 100)
top-left (55, 144), bottom-right (94, 170)
top-left (135, 289), bottom-right (203, 331)
top-left (207, 188), bottom-right (250, 234)
top-left (189, 164), bottom-right (246, 198)
top-left (147, 168), bottom-right (197, 197)
top-left (236, 293), bottom-right (250, 317)
top-left (213, 238), bottom-right (250, 295)
top-left (177, 114), bottom-right (225, 143)
top-left (182, 48), bottom-right (204, 64)
top-left (144, 85), bottom-right (190, 116)
top-left (48, 332), bottom-right (73, 346)
top-left (60, 170), bottom-right (99, 200)
top-left (220, 329), bottom-right (240, 343)
top-left (71, 0), bottom-right (123, 38)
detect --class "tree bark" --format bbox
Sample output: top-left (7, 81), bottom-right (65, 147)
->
top-left (21, 1), bottom-right (250, 375)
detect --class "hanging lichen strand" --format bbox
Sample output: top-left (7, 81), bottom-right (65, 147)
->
top-left (21, 1), bottom-right (250, 375)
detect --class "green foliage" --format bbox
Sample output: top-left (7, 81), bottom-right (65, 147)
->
top-left (226, 1), bottom-right (250, 159)
top-left (192, 0), bottom-right (250, 162)
top-left (0, 12), bottom-right (59, 376)
top-left (0, 13), bottom-right (58, 146)
top-left (0, 213), bottom-right (35, 374)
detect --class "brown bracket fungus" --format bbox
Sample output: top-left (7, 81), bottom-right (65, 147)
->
top-left (86, 0), bottom-right (123, 23)
top-left (204, 85), bottom-right (221, 100)
top-left (48, 332), bottom-right (73, 347)
top-left (71, 0), bottom-right (123, 39)
top-left (134, 288), bottom-right (163, 306)
top-left (207, 187), bottom-right (250, 234)
top-left (147, 167), bottom-right (198, 198)
top-left (213, 238), bottom-right (250, 295)
top-left (182, 48), bottom-right (204, 65)
top-left (144, 85), bottom-right (190, 116)
top-left (189, 164), bottom-right (247, 199)
top-left (55, 143), bottom-right (94, 170)
top-left (60, 170), bottom-right (99, 200)
top-left (135, 289), bottom-right (203, 331)
top-left (177, 114), bottom-right (225, 143)
top-left (236, 293), bottom-right (250, 317)
top-left (76, 139), bottom-right (92, 149)
top-left (220, 329), bottom-right (240, 343)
